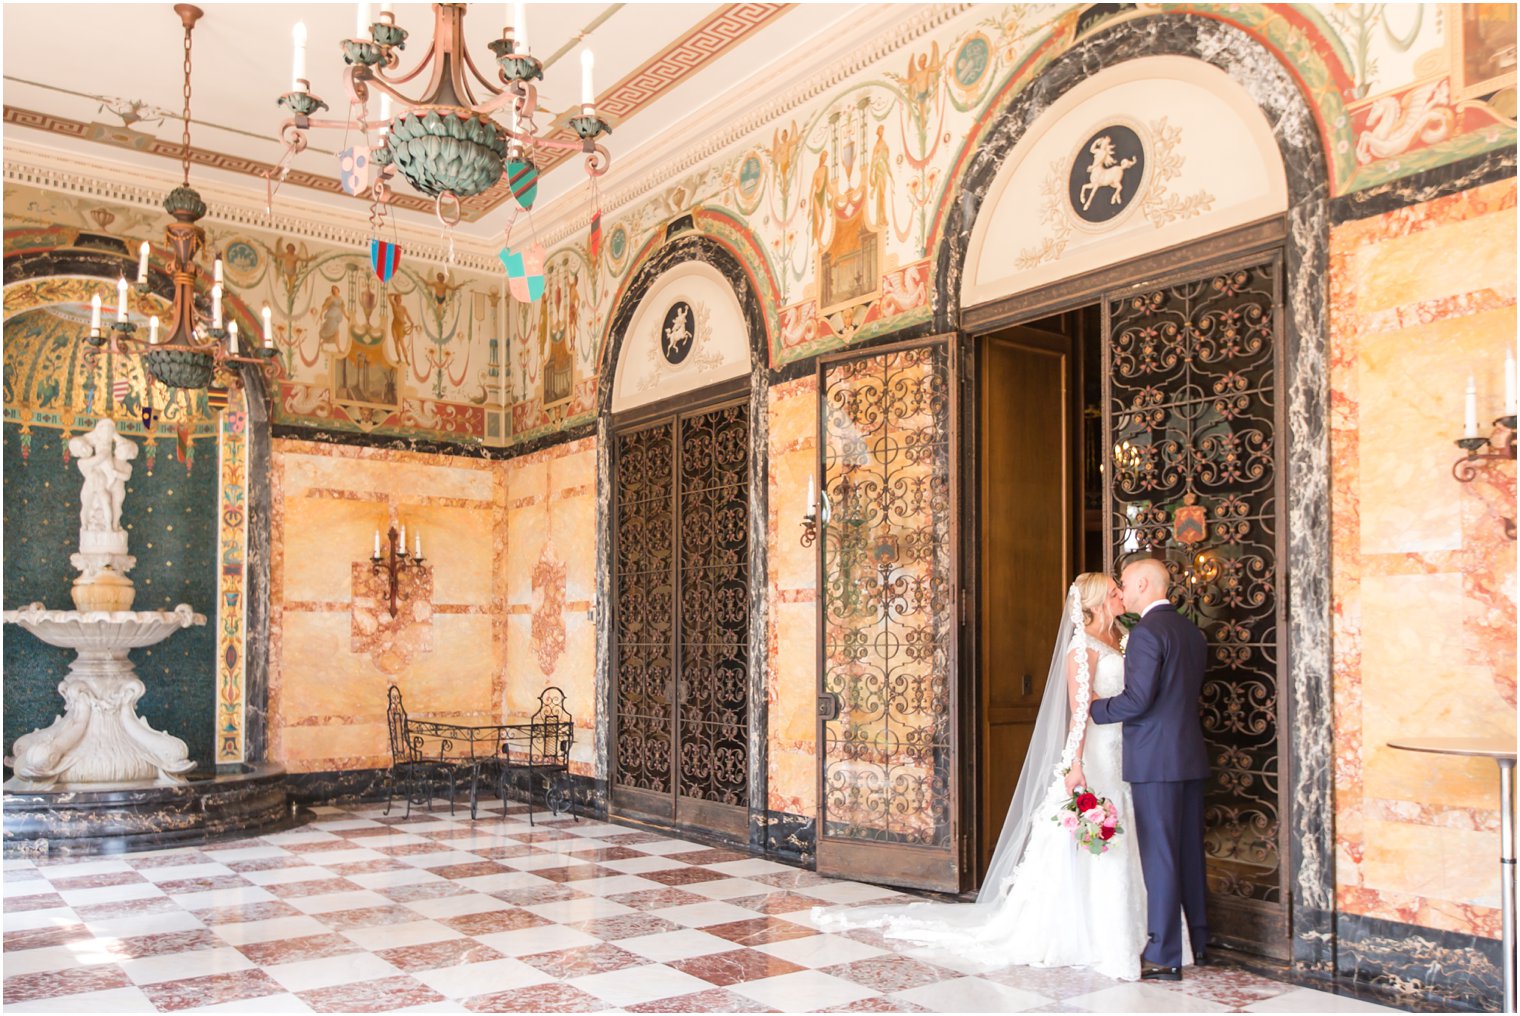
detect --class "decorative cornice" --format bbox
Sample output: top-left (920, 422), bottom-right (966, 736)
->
top-left (3, 141), bottom-right (502, 274)
top-left (536, 3), bottom-right (975, 247)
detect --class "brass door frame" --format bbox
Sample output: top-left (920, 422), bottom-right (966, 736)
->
top-left (609, 378), bottom-right (751, 840)
top-left (956, 223), bottom-right (1292, 956)
top-left (813, 333), bottom-right (963, 891)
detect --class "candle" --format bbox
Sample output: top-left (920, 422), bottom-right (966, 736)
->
top-left (580, 48), bottom-right (595, 109)
top-left (211, 284), bottom-right (223, 328)
top-left (262, 305), bottom-right (273, 347)
top-left (356, 2), bottom-right (370, 38)
top-left (374, 529), bottom-right (381, 558)
top-left (399, 524), bottom-right (407, 554)
top-left (380, 1), bottom-right (392, 14)
top-left (213, 255), bottom-right (223, 285)
top-left (1465, 373), bottom-right (1479, 438)
top-left (1506, 346), bottom-right (1516, 416)
top-left (292, 22), bottom-right (307, 90)
top-left (228, 319), bottom-right (239, 355)
top-left (512, 1), bottom-right (527, 48)
top-left (149, 315), bottom-right (159, 344)
top-left (116, 275), bottom-right (128, 322)
top-left (379, 92), bottom-right (391, 124)
top-left (807, 474), bottom-right (816, 515)
top-left (137, 241), bottom-right (149, 284)
top-left (90, 293), bottom-right (102, 332)
top-left (414, 531), bottom-right (421, 558)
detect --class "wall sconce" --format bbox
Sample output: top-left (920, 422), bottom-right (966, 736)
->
top-left (800, 474), bottom-right (831, 548)
top-left (1453, 358), bottom-right (1516, 540)
top-left (371, 524), bottom-right (425, 615)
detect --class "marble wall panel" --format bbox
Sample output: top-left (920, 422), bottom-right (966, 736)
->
top-left (1328, 177), bottom-right (1517, 945)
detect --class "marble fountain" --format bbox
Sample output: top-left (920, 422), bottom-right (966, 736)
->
top-left (3, 418), bottom-right (291, 856)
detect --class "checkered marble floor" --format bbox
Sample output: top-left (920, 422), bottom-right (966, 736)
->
top-left (4, 801), bottom-right (1401, 1013)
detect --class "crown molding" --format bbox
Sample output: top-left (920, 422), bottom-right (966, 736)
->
top-left (3, 139), bottom-right (504, 275)
top-left (534, 2), bottom-right (977, 247)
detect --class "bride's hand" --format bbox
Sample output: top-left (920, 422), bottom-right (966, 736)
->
top-left (1064, 766), bottom-right (1085, 794)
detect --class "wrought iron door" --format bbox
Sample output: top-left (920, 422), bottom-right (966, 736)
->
top-left (1104, 257), bottom-right (1288, 957)
top-left (612, 399), bottom-right (750, 837)
top-left (815, 336), bottom-right (961, 891)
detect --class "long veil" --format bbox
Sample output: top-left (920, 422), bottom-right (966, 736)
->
top-left (812, 582), bottom-right (1088, 944)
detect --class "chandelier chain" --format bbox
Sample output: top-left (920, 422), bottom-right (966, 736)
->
top-left (181, 19), bottom-right (193, 186)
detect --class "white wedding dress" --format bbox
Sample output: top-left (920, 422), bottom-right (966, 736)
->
top-left (816, 635), bottom-right (1159, 981)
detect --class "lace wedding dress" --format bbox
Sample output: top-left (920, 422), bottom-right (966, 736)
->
top-left (815, 634), bottom-right (1158, 981)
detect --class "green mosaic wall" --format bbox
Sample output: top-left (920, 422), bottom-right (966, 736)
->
top-left (3, 425), bottom-right (218, 772)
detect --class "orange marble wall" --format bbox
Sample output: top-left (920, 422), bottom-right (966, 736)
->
top-left (498, 436), bottom-right (599, 778)
top-left (1329, 178), bottom-right (1517, 940)
top-left (269, 440), bottom-right (505, 772)
top-left (767, 376), bottom-right (820, 816)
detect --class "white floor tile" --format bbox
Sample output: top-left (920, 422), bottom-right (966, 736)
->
top-left (569, 963), bottom-right (714, 1006)
top-left (4, 880), bottom-right (62, 898)
top-left (1063, 983), bottom-right (1231, 1012)
top-left (264, 950), bottom-right (403, 992)
top-left (285, 889), bottom-right (394, 914)
top-left (400, 892), bottom-right (504, 919)
top-left (238, 866), bottom-right (331, 887)
top-left (83, 910), bottom-right (208, 939)
top-left (2, 942), bottom-right (113, 975)
top-left (178, 994), bottom-right (313, 1013)
top-left (755, 934), bottom-right (888, 968)
top-left (411, 956), bottom-right (554, 998)
top-left (398, 851), bottom-right (488, 869)
top-left (55, 882), bottom-right (166, 907)
top-left (32, 859), bottom-right (133, 879)
top-left (623, 839), bottom-right (710, 856)
top-left (701, 858), bottom-right (793, 877)
top-left (5, 986), bottom-right (158, 1012)
top-left (650, 900), bottom-right (767, 927)
top-left (347, 869), bottom-right (445, 891)
top-left (119, 945), bottom-right (256, 985)
top-left (800, 881), bottom-right (909, 904)
top-left (137, 863), bottom-right (237, 884)
top-left (520, 896), bottom-right (636, 923)
top-left (292, 848), bottom-right (386, 867)
top-left (208, 915), bottom-right (334, 945)
top-left (616, 928), bottom-right (738, 963)
top-left (566, 874), bottom-right (666, 898)
top-left (451, 871), bottom-right (550, 895)
top-left (339, 919), bottom-right (462, 950)
top-left (890, 976), bottom-right (1052, 1012)
top-left (596, 855), bottom-right (690, 875)
top-left (682, 877), bottom-right (778, 900)
top-left (1243, 987), bottom-right (1403, 1012)
top-left (730, 969), bottom-right (880, 1011)
top-left (200, 846), bottom-right (292, 862)
top-left (171, 886), bottom-right (278, 911)
top-left (2, 908), bottom-right (78, 931)
top-left (474, 924), bottom-right (601, 956)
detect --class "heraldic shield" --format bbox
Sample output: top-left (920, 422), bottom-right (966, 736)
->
top-left (371, 239), bottom-right (401, 283)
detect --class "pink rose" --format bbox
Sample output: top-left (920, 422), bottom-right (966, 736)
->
top-left (1061, 813), bottom-right (1080, 831)
top-left (1083, 807), bottom-right (1106, 824)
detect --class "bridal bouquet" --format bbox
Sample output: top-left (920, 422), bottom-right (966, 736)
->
top-left (1057, 787), bottom-right (1122, 855)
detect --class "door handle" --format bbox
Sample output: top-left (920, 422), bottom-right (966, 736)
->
top-left (816, 693), bottom-right (841, 721)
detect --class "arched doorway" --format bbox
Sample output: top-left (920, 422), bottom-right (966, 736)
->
top-left (598, 235), bottom-right (771, 843)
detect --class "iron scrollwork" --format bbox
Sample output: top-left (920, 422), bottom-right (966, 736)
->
top-left (1107, 262), bottom-right (1284, 910)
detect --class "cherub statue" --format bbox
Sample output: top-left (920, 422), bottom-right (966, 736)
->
top-left (69, 418), bottom-right (137, 537)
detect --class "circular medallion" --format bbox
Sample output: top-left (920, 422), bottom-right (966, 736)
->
top-left (1067, 123), bottom-right (1147, 226)
top-left (953, 34), bottom-right (991, 90)
top-left (660, 301), bottom-right (696, 365)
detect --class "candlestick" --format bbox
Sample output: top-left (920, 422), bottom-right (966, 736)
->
top-left (1506, 347), bottom-right (1516, 416)
top-left (90, 294), bottom-right (102, 333)
top-left (212, 284), bottom-right (223, 329)
top-left (116, 276), bottom-right (128, 322)
top-left (149, 315), bottom-right (159, 345)
top-left (580, 48), bottom-right (595, 108)
top-left (262, 305), bottom-right (273, 347)
top-left (137, 241), bottom-right (149, 284)
top-left (356, 2), bottom-right (370, 37)
top-left (292, 22), bottom-right (307, 91)
top-left (1465, 373), bottom-right (1479, 438)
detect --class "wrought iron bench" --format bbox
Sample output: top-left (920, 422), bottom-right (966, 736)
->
top-left (497, 686), bottom-right (577, 826)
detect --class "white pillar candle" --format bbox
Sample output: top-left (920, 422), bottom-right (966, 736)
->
top-left (292, 22), bottom-right (307, 90)
top-left (580, 48), bottom-right (595, 108)
top-left (137, 241), bottom-right (149, 284)
top-left (262, 305), bottom-right (273, 347)
top-left (356, 2), bottom-right (370, 37)
top-left (399, 524), bottom-right (407, 553)
top-left (228, 319), bottom-right (239, 355)
top-left (149, 315), bottom-right (159, 344)
top-left (379, 92), bottom-right (391, 123)
top-left (807, 473), bottom-right (816, 515)
top-left (1506, 346), bottom-right (1516, 416)
top-left (380, 2), bottom-right (393, 15)
top-left (1465, 373), bottom-right (1479, 438)
top-left (213, 255), bottom-right (223, 285)
top-left (374, 529), bottom-right (382, 558)
top-left (211, 284), bottom-right (223, 328)
top-left (414, 531), bottom-right (421, 558)
top-left (513, 1), bottom-right (527, 48)
top-left (116, 276), bottom-right (128, 322)
top-left (90, 293), bottom-right (102, 332)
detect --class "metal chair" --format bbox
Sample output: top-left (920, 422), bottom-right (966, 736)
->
top-left (382, 685), bottom-right (462, 818)
top-left (498, 686), bottom-right (577, 826)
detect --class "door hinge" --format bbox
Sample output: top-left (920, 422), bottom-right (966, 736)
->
top-left (959, 588), bottom-right (966, 626)
top-left (959, 832), bottom-right (969, 870)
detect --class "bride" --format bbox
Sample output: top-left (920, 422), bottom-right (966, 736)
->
top-left (815, 572), bottom-right (1168, 982)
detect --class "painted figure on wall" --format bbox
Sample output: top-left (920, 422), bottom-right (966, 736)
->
top-left (317, 284), bottom-right (346, 349)
top-left (387, 292), bottom-right (415, 368)
top-left (540, 264), bottom-right (577, 408)
top-left (809, 151), bottom-right (834, 250)
top-left (869, 124), bottom-right (893, 230)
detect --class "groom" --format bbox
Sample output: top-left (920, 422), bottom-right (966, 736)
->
top-left (1090, 557), bottom-right (1210, 981)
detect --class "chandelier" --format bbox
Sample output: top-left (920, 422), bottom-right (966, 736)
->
top-left (86, 4), bottom-right (281, 396)
top-left (270, 2), bottom-right (611, 228)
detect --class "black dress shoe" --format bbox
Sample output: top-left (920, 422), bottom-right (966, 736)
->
top-left (1140, 963), bottom-right (1182, 981)
top-left (1193, 949), bottom-right (1210, 967)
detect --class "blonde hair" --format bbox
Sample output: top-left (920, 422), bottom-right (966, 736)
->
top-left (1072, 571), bottom-right (1117, 634)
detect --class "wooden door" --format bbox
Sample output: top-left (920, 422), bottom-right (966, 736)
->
top-left (814, 335), bottom-right (961, 892)
top-left (977, 329), bottom-right (1073, 873)
top-left (611, 394), bottom-right (750, 839)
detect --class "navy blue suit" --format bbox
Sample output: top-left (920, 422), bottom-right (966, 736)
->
top-left (1089, 602), bottom-right (1210, 968)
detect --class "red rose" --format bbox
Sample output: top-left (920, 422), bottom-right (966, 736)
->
top-left (1100, 825), bottom-right (1116, 841)
top-left (1077, 793), bottom-right (1098, 812)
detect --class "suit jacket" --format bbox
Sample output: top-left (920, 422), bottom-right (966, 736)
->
top-left (1089, 602), bottom-right (1210, 783)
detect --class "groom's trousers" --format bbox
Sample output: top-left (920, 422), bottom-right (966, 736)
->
top-left (1131, 778), bottom-right (1209, 968)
